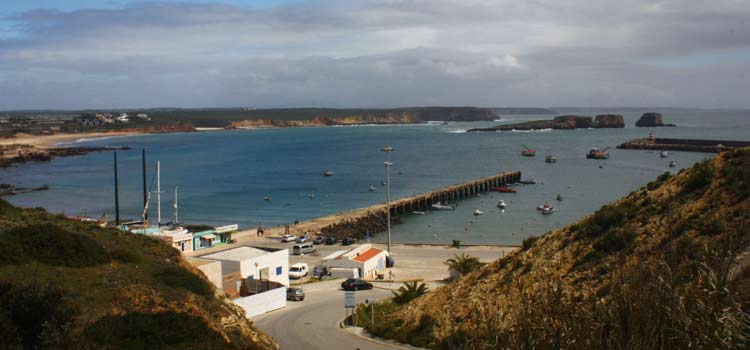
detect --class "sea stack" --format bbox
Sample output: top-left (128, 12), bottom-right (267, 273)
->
top-left (593, 114), bottom-right (625, 128)
top-left (635, 112), bottom-right (675, 127)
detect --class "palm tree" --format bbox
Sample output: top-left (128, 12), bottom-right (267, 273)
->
top-left (444, 253), bottom-right (483, 277)
top-left (392, 281), bottom-right (429, 304)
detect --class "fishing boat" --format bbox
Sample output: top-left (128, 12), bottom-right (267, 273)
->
top-left (497, 200), bottom-right (507, 209)
top-left (308, 193), bottom-right (316, 198)
top-left (490, 186), bottom-right (517, 193)
top-left (537, 203), bottom-right (556, 215)
top-left (587, 147), bottom-right (610, 159)
top-left (519, 179), bottom-right (537, 185)
top-left (545, 155), bottom-right (557, 163)
top-left (660, 151), bottom-right (669, 158)
top-left (431, 202), bottom-right (456, 210)
top-left (473, 209), bottom-right (483, 216)
top-left (412, 211), bottom-right (426, 215)
top-left (264, 196), bottom-right (272, 202)
top-left (323, 170), bottom-right (334, 176)
top-left (369, 185), bottom-right (376, 192)
top-left (521, 144), bottom-right (536, 157)
top-left (669, 160), bottom-right (677, 168)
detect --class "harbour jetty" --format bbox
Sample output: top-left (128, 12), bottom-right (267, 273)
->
top-left (618, 138), bottom-right (750, 153)
top-left (256, 171), bottom-right (522, 240)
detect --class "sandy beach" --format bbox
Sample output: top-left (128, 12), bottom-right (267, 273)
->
top-left (0, 131), bottom-right (143, 148)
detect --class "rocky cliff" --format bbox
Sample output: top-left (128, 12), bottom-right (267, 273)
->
top-left (368, 149), bottom-right (750, 350)
top-left (468, 114), bottom-right (624, 132)
top-left (0, 200), bottom-right (278, 350)
top-left (226, 107), bottom-right (498, 129)
top-left (635, 112), bottom-right (676, 127)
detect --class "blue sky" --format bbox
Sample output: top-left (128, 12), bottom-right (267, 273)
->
top-left (0, 0), bottom-right (749, 110)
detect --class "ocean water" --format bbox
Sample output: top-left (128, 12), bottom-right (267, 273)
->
top-left (2, 108), bottom-right (748, 245)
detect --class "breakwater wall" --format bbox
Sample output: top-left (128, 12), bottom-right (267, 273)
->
top-left (618, 138), bottom-right (750, 153)
top-left (320, 171), bottom-right (522, 239)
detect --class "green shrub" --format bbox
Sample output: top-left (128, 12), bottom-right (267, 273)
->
top-left (0, 283), bottom-right (77, 350)
top-left (593, 227), bottom-right (637, 253)
top-left (0, 224), bottom-right (109, 267)
top-left (153, 266), bottom-right (213, 297)
top-left (683, 160), bottom-right (715, 192)
top-left (522, 236), bottom-right (539, 250)
top-left (444, 253), bottom-right (484, 276)
top-left (110, 249), bottom-right (143, 264)
top-left (647, 171), bottom-right (673, 190)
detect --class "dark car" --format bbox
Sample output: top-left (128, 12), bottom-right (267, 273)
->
top-left (324, 237), bottom-right (337, 245)
top-left (341, 237), bottom-right (357, 246)
top-left (313, 236), bottom-right (325, 245)
top-left (341, 278), bottom-right (373, 291)
top-left (286, 287), bottom-right (305, 301)
top-left (386, 255), bottom-right (395, 268)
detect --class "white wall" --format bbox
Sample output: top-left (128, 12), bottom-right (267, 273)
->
top-left (239, 249), bottom-right (289, 287)
top-left (233, 287), bottom-right (287, 318)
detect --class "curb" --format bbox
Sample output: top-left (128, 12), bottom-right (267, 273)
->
top-left (338, 316), bottom-right (426, 350)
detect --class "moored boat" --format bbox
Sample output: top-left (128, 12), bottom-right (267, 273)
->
top-left (369, 185), bottom-right (376, 192)
top-left (669, 160), bottom-right (677, 168)
top-left (323, 170), bottom-right (334, 176)
top-left (660, 151), bottom-right (669, 158)
top-left (519, 179), bottom-right (537, 185)
top-left (497, 200), bottom-right (507, 209)
top-left (587, 147), bottom-right (610, 159)
top-left (412, 211), bottom-right (426, 215)
top-left (490, 186), bottom-right (517, 193)
top-left (545, 155), bottom-right (557, 163)
top-left (473, 209), bottom-right (483, 216)
top-left (431, 202), bottom-right (456, 210)
top-left (537, 203), bottom-right (556, 214)
top-left (521, 144), bottom-right (536, 157)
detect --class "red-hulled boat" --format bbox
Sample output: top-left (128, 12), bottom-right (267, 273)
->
top-left (521, 144), bottom-right (536, 157)
top-left (490, 186), bottom-right (517, 193)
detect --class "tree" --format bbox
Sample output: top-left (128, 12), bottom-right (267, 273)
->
top-left (392, 281), bottom-right (429, 304)
top-left (444, 253), bottom-right (483, 276)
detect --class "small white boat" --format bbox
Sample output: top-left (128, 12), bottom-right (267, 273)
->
top-left (264, 196), bottom-right (272, 202)
top-left (497, 200), bottom-right (507, 209)
top-left (323, 170), bottom-right (334, 176)
top-left (476, 193), bottom-right (483, 197)
top-left (669, 160), bottom-right (677, 168)
top-left (537, 203), bottom-right (555, 215)
top-left (308, 193), bottom-right (315, 199)
top-left (431, 203), bottom-right (456, 211)
top-left (412, 211), bottom-right (426, 215)
top-left (369, 185), bottom-right (376, 192)
top-left (660, 151), bottom-right (669, 158)
top-left (381, 181), bottom-right (386, 186)
top-left (473, 209), bottom-right (483, 216)
top-left (545, 155), bottom-right (557, 163)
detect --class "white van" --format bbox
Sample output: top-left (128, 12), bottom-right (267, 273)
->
top-left (289, 263), bottom-right (309, 279)
top-left (293, 242), bottom-right (315, 255)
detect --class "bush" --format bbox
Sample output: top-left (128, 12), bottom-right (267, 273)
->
top-left (444, 253), bottom-right (484, 276)
top-left (0, 224), bottom-right (109, 267)
top-left (0, 283), bottom-right (77, 350)
top-left (110, 249), bottom-right (143, 264)
top-left (153, 266), bottom-right (213, 297)
top-left (522, 236), bottom-right (539, 250)
top-left (647, 171), bottom-right (673, 190)
top-left (683, 160), bottom-right (715, 192)
top-left (593, 227), bottom-right (637, 253)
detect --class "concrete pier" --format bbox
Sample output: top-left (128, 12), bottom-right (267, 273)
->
top-left (618, 138), bottom-right (750, 153)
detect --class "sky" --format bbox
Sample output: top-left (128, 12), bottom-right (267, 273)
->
top-left (0, 0), bottom-right (749, 110)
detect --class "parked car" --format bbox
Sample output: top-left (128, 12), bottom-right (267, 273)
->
top-left (292, 243), bottom-right (316, 255)
top-left (281, 234), bottom-right (297, 242)
top-left (289, 263), bottom-right (309, 279)
top-left (386, 255), bottom-right (395, 268)
top-left (313, 236), bottom-right (325, 245)
top-left (341, 237), bottom-right (357, 246)
top-left (341, 278), bottom-right (373, 291)
top-left (297, 234), bottom-right (311, 243)
top-left (324, 237), bottom-right (337, 245)
top-left (286, 287), bottom-right (305, 301)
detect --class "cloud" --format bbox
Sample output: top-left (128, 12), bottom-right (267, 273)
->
top-left (0, 0), bottom-right (749, 109)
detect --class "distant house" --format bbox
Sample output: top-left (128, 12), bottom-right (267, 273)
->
top-left (115, 113), bottom-right (130, 122)
top-left (136, 113), bottom-right (150, 120)
top-left (76, 115), bottom-right (103, 127)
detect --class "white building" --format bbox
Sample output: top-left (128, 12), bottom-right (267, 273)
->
top-left (324, 244), bottom-right (388, 279)
top-left (200, 246), bottom-right (289, 317)
top-left (115, 113), bottom-right (130, 122)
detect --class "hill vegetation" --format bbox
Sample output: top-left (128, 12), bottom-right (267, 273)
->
top-left (367, 148), bottom-right (750, 349)
top-left (0, 201), bottom-right (277, 350)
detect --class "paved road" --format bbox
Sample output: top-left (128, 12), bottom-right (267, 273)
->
top-left (254, 280), bottom-right (396, 350)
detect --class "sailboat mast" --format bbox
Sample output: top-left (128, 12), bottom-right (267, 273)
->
top-left (157, 160), bottom-right (161, 226)
top-left (173, 186), bottom-right (179, 224)
top-left (114, 151), bottom-right (120, 226)
top-left (142, 149), bottom-right (148, 221)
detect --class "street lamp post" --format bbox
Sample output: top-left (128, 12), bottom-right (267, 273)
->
top-left (382, 145), bottom-right (394, 254)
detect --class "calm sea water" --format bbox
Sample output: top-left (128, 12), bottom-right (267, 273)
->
top-left (2, 108), bottom-right (749, 244)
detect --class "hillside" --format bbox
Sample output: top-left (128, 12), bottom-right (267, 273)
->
top-left (368, 149), bottom-right (750, 349)
top-left (147, 107), bottom-right (498, 127)
top-left (0, 201), bottom-right (278, 350)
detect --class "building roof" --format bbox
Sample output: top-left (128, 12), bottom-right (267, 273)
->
top-left (201, 246), bottom-right (279, 261)
top-left (352, 248), bottom-right (384, 263)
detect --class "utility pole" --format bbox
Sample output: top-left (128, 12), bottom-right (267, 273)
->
top-left (142, 149), bottom-right (148, 221)
top-left (382, 145), bottom-right (394, 254)
top-left (157, 160), bottom-right (161, 226)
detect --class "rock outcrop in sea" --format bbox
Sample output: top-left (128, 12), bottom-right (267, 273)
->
top-left (467, 114), bottom-right (624, 132)
top-left (635, 112), bottom-right (675, 127)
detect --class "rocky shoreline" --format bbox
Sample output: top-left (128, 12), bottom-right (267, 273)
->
top-left (0, 145), bottom-right (131, 168)
top-left (618, 137), bottom-right (750, 153)
top-left (467, 114), bottom-right (625, 132)
top-left (0, 183), bottom-right (50, 196)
